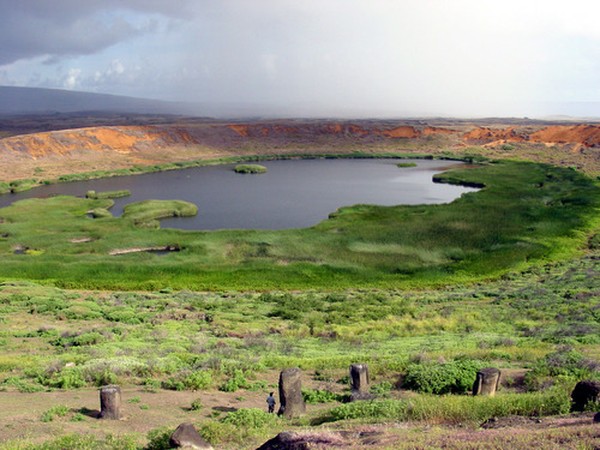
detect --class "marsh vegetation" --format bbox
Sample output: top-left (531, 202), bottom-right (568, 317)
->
top-left (0, 153), bottom-right (598, 448)
top-left (233, 164), bottom-right (268, 174)
top-left (0, 159), bottom-right (596, 290)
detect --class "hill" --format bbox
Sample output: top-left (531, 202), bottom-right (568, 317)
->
top-left (0, 86), bottom-right (190, 115)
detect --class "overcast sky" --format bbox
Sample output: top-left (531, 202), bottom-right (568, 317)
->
top-left (1, 0), bottom-right (599, 117)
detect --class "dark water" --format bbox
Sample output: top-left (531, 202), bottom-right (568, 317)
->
top-left (0, 159), bottom-right (478, 230)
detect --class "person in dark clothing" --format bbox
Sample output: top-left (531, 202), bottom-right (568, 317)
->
top-left (266, 392), bottom-right (276, 413)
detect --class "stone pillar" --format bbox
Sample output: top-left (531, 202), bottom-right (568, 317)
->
top-left (349, 363), bottom-right (374, 401)
top-left (170, 422), bottom-right (213, 449)
top-left (571, 380), bottom-right (600, 412)
top-left (277, 368), bottom-right (305, 419)
top-left (472, 368), bottom-right (501, 397)
top-left (99, 385), bottom-right (122, 420)
top-left (350, 364), bottom-right (369, 393)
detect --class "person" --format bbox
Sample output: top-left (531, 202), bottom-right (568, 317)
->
top-left (266, 392), bottom-right (276, 413)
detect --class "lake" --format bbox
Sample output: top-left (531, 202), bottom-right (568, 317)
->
top-left (0, 159), bottom-right (478, 230)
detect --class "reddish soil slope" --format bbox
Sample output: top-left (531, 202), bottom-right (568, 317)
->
top-left (0, 121), bottom-right (599, 181)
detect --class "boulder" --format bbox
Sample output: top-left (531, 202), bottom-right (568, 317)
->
top-left (256, 431), bottom-right (344, 449)
top-left (99, 385), bottom-right (122, 420)
top-left (571, 380), bottom-right (600, 412)
top-left (169, 422), bottom-right (213, 449)
top-left (472, 368), bottom-right (501, 396)
top-left (277, 368), bottom-right (306, 419)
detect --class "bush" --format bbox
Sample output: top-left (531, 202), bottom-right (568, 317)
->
top-left (190, 398), bottom-right (203, 411)
top-left (302, 388), bottom-right (344, 404)
top-left (146, 426), bottom-right (174, 450)
top-left (40, 405), bottom-right (70, 422)
top-left (370, 381), bottom-right (394, 396)
top-left (221, 408), bottom-right (277, 428)
top-left (200, 422), bottom-right (237, 446)
top-left (524, 347), bottom-right (600, 390)
top-left (45, 367), bottom-right (86, 389)
top-left (185, 370), bottom-right (213, 390)
top-left (403, 360), bottom-right (482, 394)
top-left (162, 370), bottom-right (212, 391)
top-left (219, 369), bottom-right (250, 392)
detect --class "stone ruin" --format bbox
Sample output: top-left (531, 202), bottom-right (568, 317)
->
top-left (277, 367), bottom-right (306, 419)
top-left (472, 368), bottom-right (501, 396)
top-left (349, 363), bottom-right (375, 401)
top-left (571, 380), bottom-right (600, 412)
top-left (169, 422), bottom-right (213, 449)
top-left (99, 385), bottom-right (122, 420)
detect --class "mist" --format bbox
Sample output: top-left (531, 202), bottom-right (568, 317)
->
top-left (1, 0), bottom-right (599, 117)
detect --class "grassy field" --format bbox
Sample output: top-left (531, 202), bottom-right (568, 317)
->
top-left (0, 153), bottom-right (598, 448)
top-left (0, 243), bottom-right (598, 448)
top-left (0, 159), bottom-right (598, 291)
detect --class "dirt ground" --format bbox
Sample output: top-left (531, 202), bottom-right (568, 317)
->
top-left (0, 370), bottom-right (336, 447)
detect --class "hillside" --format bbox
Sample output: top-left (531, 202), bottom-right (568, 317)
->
top-left (0, 86), bottom-right (191, 115)
top-left (0, 120), bottom-right (599, 182)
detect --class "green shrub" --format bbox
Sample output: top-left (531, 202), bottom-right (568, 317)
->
top-left (200, 422), bottom-right (237, 445)
top-left (524, 347), bottom-right (600, 390)
top-left (146, 426), bottom-right (174, 450)
top-left (190, 398), bottom-right (203, 411)
top-left (185, 370), bottom-right (213, 390)
top-left (45, 367), bottom-right (86, 389)
top-left (370, 381), bottom-right (394, 396)
top-left (162, 370), bottom-right (212, 391)
top-left (403, 360), bottom-right (482, 394)
top-left (219, 369), bottom-right (249, 392)
top-left (221, 408), bottom-right (277, 428)
top-left (1, 376), bottom-right (44, 393)
top-left (40, 405), bottom-right (69, 422)
top-left (302, 388), bottom-right (344, 404)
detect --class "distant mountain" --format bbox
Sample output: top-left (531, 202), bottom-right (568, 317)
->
top-left (0, 86), bottom-right (299, 119)
top-left (0, 86), bottom-right (194, 115)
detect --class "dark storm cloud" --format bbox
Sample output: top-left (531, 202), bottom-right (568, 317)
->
top-left (0, 0), bottom-right (192, 65)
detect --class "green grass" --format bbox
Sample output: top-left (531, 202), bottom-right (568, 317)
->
top-left (86, 190), bottom-right (131, 200)
top-left (0, 160), bottom-right (597, 290)
top-left (121, 199), bottom-right (198, 228)
top-left (233, 164), bottom-right (267, 174)
top-left (319, 388), bottom-right (571, 424)
top-left (0, 247), bottom-right (597, 390)
top-left (397, 162), bottom-right (418, 168)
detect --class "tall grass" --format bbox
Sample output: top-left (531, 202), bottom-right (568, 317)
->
top-left (322, 389), bottom-right (571, 424)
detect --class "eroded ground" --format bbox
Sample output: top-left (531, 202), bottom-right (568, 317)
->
top-left (0, 117), bottom-right (599, 182)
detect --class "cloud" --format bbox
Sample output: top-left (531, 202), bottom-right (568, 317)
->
top-left (0, 0), bottom-right (191, 65)
top-left (1, 0), bottom-right (599, 117)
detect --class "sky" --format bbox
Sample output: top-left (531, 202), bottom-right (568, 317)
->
top-left (0, 0), bottom-right (599, 118)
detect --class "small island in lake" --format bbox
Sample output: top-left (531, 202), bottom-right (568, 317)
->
top-left (233, 164), bottom-right (268, 174)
